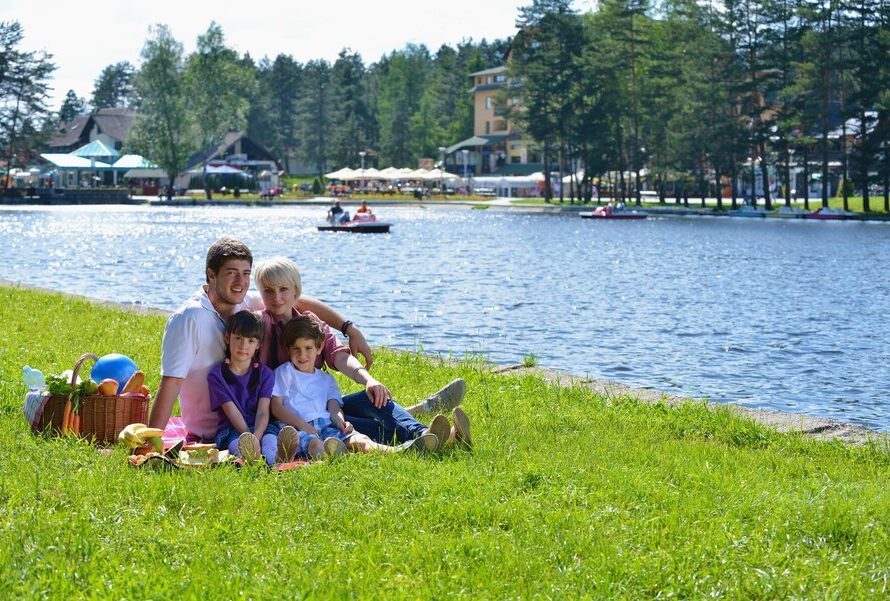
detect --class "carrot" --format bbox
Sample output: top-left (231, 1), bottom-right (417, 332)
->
top-left (61, 399), bottom-right (72, 435)
top-left (72, 413), bottom-right (81, 436)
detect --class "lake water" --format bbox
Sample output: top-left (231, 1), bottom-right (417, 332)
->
top-left (2, 204), bottom-right (889, 431)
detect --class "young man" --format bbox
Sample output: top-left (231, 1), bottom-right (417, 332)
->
top-left (147, 237), bottom-right (375, 441)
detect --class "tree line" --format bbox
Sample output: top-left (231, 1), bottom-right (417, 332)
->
top-left (511, 0), bottom-right (890, 210)
top-left (3, 2), bottom-right (888, 209)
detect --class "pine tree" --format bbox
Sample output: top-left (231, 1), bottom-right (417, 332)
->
top-left (58, 89), bottom-right (85, 123)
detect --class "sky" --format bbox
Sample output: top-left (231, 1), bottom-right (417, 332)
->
top-left (1, 0), bottom-right (589, 111)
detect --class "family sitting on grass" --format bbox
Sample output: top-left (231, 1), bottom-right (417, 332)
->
top-left (148, 237), bottom-right (471, 465)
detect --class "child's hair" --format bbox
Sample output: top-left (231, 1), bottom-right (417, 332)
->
top-left (281, 314), bottom-right (325, 350)
top-left (224, 310), bottom-right (264, 361)
top-left (205, 237), bottom-right (252, 282)
top-left (253, 256), bottom-right (302, 299)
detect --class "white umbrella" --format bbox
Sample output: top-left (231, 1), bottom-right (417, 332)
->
top-left (421, 168), bottom-right (460, 181)
top-left (378, 167), bottom-right (404, 180)
top-left (405, 168), bottom-right (431, 180)
top-left (325, 167), bottom-right (356, 180)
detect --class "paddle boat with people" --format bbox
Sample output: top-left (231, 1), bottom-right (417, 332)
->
top-left (318, 201), bottom-right (392, 233)
top-left (579, 204), bottom-right (648, 220)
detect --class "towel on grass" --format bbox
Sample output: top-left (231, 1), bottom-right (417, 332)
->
top-left (23, 391), bottom-right (49, 430)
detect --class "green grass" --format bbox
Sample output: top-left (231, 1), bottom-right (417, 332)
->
top-left (2, 285), bottom-right (889, 598)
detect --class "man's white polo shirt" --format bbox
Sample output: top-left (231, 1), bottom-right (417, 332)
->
top-left (160, 286), bottom-right (263, 440)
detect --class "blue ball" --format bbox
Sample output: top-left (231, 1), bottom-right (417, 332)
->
top-left (90, 354), bottom-right (138, 394)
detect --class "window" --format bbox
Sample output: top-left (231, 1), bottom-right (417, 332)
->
top-left (511, 156), bottom-right (521, 164)
top-left (485, 121), bottom-right (490, 134)
top-left (485, 97), bottom-right (492, 110)
top-left (495, 74), bottom-right (507, 83)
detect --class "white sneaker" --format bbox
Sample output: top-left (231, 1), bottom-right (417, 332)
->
top-left (423, 378), bottom-right (466, 412)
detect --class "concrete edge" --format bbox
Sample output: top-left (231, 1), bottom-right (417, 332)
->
top-left (4, 280), bottom-right (885, 446)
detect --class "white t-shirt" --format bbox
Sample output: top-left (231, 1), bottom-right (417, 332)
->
top-left (272, 363), bottom-right (342, 423)
top-left (160, 287), bottom-right (263, 440)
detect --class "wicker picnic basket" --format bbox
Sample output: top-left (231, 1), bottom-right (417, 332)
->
top-left (35, 353), bottom-right (150, 444)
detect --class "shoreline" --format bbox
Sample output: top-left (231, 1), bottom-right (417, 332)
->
top-left (3, 279), bottom-right (884, 445)
top-left (3, 195), bottom-right (889, 221)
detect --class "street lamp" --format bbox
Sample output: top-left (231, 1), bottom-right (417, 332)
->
top-left (461, 149), bottom-right (469, 196)
top-left (359, 151), bottom-right (366, 194)
top-left (438, 146), bottom-right (446, 196)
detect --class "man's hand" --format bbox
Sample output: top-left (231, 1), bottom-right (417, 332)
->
top-left (338, 420), bottom-right (354, 434)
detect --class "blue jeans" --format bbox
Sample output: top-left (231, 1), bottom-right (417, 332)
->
top-left (216, 424), bottom-right (279, 465)
top-left (341, 391), bottom-right (427, 444)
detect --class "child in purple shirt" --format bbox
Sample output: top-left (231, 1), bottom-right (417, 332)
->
top-left (208, 310), bottom-right (299, 464)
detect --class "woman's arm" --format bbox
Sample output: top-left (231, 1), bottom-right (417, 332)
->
top-left (332, 351), bottom-right (391, 409)
top-left (295, 295), bottom-right (373, 369)
top-left (270, 395), bottom-right (317, 434)
top-left (253, 397), bottom-right (270, 439)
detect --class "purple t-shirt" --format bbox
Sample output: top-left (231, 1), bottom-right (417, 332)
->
top-left (207, 361), bottom-right (274, 432)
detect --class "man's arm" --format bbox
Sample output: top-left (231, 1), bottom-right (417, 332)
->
top-left (296, 295), bottom-right (373, 368)
top-left (148, 375), bottom-right (183, 430)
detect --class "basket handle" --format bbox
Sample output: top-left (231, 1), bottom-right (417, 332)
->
top-left (70, 353), bottom-right (99, 388)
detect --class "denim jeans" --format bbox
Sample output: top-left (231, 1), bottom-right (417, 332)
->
top-left (341, 391), bottom-right (427, 444)
top-left (216, 424), bottom-right (279, 465)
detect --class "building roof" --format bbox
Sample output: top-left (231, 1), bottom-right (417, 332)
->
top-left (72, 139), bottom-right (120, 159)
top-left (124, 168), bottom-right (168, 179)
top-left (445, 134), bottom-right (510, 155)
top-left (91, 108), bottom-right (137, 144)
top-left (113, 154), bottom-right (158, 170)
top-left (469, 65), bottom-right (507, 77)
top-left (49, 114), bottom-right (90, 148)
top-left (185, 132), bottom-right (278, 170)
top-left (47, 108), bottom-right (137, 150)
top-left (40, 153), bottom-right (112, 170)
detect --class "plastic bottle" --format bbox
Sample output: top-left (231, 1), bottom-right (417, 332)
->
top-left (23, 366), bottom-right (46, 391)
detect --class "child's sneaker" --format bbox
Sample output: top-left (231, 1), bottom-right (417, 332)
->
top-left (452, 407), bottom-right (472, 448)
top-left (276, 426), bottom-right (299, 463)
top-left (323, 437), bottom-right (347, 460)
top-left (237, 432), bottom-right (261, 463)
top-left (425, 414), bottom-right (451, 449)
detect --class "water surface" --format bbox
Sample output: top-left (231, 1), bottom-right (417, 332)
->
top-left (3, 205), bottom-right (888, 430)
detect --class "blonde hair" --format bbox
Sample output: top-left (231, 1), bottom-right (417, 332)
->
top-left (253, 256), bottom-right (302, 299)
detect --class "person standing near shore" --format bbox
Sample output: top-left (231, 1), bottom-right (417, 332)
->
top-left (148, 237), bottom-right (376, 442)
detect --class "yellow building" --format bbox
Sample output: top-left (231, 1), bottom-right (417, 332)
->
top-left (445, 66), bottom-right (539, 176)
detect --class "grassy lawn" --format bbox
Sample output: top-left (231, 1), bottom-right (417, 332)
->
top-left (1, 285), bottom-right (889, 598)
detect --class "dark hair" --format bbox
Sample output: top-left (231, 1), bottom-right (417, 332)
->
top-left (206, 237), bottom-right (252, 282)
top-left (281, 314), bottom-right (325, 349)
top-left (224, 311), bottom-right (264, 363)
